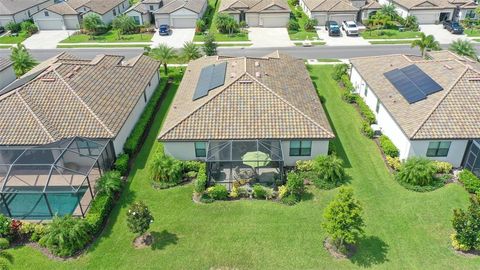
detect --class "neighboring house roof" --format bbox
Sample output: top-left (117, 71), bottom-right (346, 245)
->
top-left (0, 58), bottom-right (13, 72)
top-left (350, 51), bottom-right (480, 140)
top-left (158, 52), bottom-right (334, 141)
top-left (219, 0), bottom-right (290, 13)
top-left (0, 0), bottom-right (51, 15)
top-left (391, 0), bottom-right (476, 10)
top-left (153, 0), bottom-right (206, 14)
top-left (0, 53), bottom-right (160, 146)
top-left (125, 2), bottom-right (148, 14)
top-left (362, 0), bottom-right (382, 9)
top-left (302, 0), bottom-right (359, 12)
top-left (45, 1), bottom-right (78, 15)
top-left (66, 0), bottom-right (126, 15)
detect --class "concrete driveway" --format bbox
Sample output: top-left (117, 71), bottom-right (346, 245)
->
top-left (151, 28), bottom-right (195, 48)
top-left (249, 27), bottom-right (293, 47)
top-left (23, 30), bottom-right (76, 49)
top-left (317, 28), bottom-right (370, 46)
top-left (420, 24), bottom-right (470, 44)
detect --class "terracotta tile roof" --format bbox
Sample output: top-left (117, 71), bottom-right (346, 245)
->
top-left (392, 0), bottom-right (476, 10)
top-left (158, 52), bottom-right (334, 141)
top-left (126, 2), bottom-right (147, 14)
top-left (46, 1), bottom-right (78, 15)
top-left (303, 0), bottom-right (359, 12)
top-left (362, 0), bottom-right (382, 9)
top-left (154, 0), bottom-right (206, 14)
top-left (0, 58), bottom-right (12, 72)
top-left (66, 0), bottom-right (126, 15)
top-left (0, 53), bottom-right (160, 146)
top-left (219, 0), bottom-right (290, 12)
top-left (0, 0), bottom-right (51, 15)
top-left (350, 51), bottom-right (480, 140)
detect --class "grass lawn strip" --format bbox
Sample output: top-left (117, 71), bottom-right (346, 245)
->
top-left (287, 3), bottom-right (320, 41)
top-left (0, 32), bottom-right (29, 44)
top-left (8, 66), bottom-right (479, 269)
top-left (360, 29), bottom-right (421, 39)
top-left (464, 29), bottom-right (480, 37)
top-left (369, 40), bottom-right (418, 44)
top-left (60, 30), bottom-right (153, 43)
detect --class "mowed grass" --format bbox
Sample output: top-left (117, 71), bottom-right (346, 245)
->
top-left (287, 4), bottom-right (319, 41)
top-left (8, 66), bottom-right (480, 270)
top-left (60, 30), bottom-right (153, 43)
top-left (0, 32), bottom-right (28, 44)
top-left (360, 29), bottom-right (421, 39)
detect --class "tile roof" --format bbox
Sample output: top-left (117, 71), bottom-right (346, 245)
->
top-left (125, 2), bottom-right (148, 14)
top-left (0, 53), bottom-right (160, 146)
top-left (302, 0), bottom-right (359, 12)
top-left (350, 51), bottom-right (480, 140)
top-left (66, 0), bottom-right (126, 15)
top-left (0, 0), bottom-right (51, 15)
top-left (0, 58), bottom-right (13, 72)
top-left (158, 52), bottom-right (334, 141)
top-left (46, 1), bottom-right (78, 15)
top-left (392, 0), bottom-right (476, 10)
top-left (362, 0), bottom-right (382, 9)
top-left (154, 0), bottom-right (207, 14)
top-left (219, 0), bottom-right (290, 13)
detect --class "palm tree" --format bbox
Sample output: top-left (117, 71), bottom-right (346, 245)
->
top-left (181, 42), bottom-right (201, 62)
top-left (380, 3), bottom-right (399, 20)
top-left (411, 33), bottom-right (440, 58)
top-left (449, 39), bottom-right (478, 60)
top-left (95, 170), bottom-right (122, 197)
top-left (150, 43), bottom-right (176, 75)
top-left (10, 43), bottom-right (37, 77)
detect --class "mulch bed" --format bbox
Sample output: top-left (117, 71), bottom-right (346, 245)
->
top-left (454, 248), bottom-right (480, 258)
top-left (133, 233), bottom-right (153, 249)
top-left (323, 238), bottom-right (356, 259)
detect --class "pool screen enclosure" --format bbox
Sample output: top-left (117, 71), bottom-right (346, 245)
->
top-left (0, 137), bottom-right (114, 220)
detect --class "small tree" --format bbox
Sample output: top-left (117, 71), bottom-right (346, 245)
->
top-left (5, 22), bottom-right (21, 34)
top-left (95, 170), bottom-right (122, 197)
top-left (82, 13), bottom-right (103, 34)
top-left (411, 33), bottom-right (440, 58)
top-left (127, 201), bottom-right (154, 236)
top-left (149, 152), bottom-right (183, 185)
top-left (452, 195), bottom-right (480, 251)
top-left (150, 43), bottom-right (176, 75)
top-left (203, 33), bottom-right (217, 56)
top-left (181, 41), bottom-right (202, 61)
top-left (195, 19), bottom-right (206, 33)
top-left (403, 15), bottom-right (419, 31)
top-left (322, 187), bottom-right (364, 253)
top-left (304, 18), bottom-right (318, 31)
top-left (10, 43), bottom-right (37, 77)
top-left (449, 39), bottom-right (478, 61)
top-left (380, 3), bottom-right (399, 21)
top-left (396, 157), bottom-right (436, 186)
top-left (215, 13), bottom-right (238, 34)
top-left (112, 15), bottom-right (137, 37)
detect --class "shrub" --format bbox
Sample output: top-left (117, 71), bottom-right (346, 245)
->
top-left (203, 33), bottom-right (217, 56)
top-left (0, 258), bottom-right (9, 270)
top-left (304, 18), bottom-right (318, 31)
top-left (379, 135), bottom-right (399, 157)
top-left (5, 22), bottom-right (21, 33)
top-left (21, 21), bottom-right (38, 35)
top-left (195, 19), bottom-right (206, 33)
top-left (39, 216), bottom-right (91, 257)
top-left (215, 13), bottom-right (239, 34)
top-left (386, 156), bottom-right (401, 171)
top-left (287, 19), bottom-right (300, 31)
top-left (451, 195), bottom-right (480, 251)
top-left (85, 193), bottom-right (114, 235)
top-left (82, 13), bottom-right (104, 34)
top-left (127, 201), bottom-right (154, 236)
top-left (95, 170), bottom-right (122, 197)
top-left (288, 0), bottom-right (299, 5)
top-left (114, 154), bottom-right (129, 176)
top-left (278, 185), bottom-right (288, 199)
top-left (183, 160), bottom-right (203, 173)
top-left (207, 185), bottom-right (228, 200)
top-left (396, 157), bottom-right (436, 187)
top-left (340, 74), bottom-right (354, 92)
top-left (0, 238), bottom-right (9, 249)
top-left (433, 161), bottom-right (453, 174)
top-left (356, 98), bottom-right (376, 124)
top-left (0, 216), bottom-right (10, 239)
top-left (312, 155), bottom-right (346, 188)
top-left (193, 163), bottom-right (207, 194)
top-left (342, 90), bottom-right (357, 103)
top-left (253, 184), bottom-right (267, 199)
top-left (286, 171), bottom-right (305, 198)
top-left (451, 233), bottom-right (470, 252)
top-left (361, 121), bottom-right (374, 139)
top-left (458, 169), bottom-right (480, 194)
top-left (149, 153), bottom-right (183, 185)
top-left (281, 194), bottom-right (298, 205)
top-left (332, 64), bottom-right (348, 81)
top-left (230, 186), bottom-right (249, 199)
top-left (295, 160), bottom-right (314, 172)
top-left (30, 224), bottom-right (48, 242)
top-left (112, 15), bottom-right (137, 35)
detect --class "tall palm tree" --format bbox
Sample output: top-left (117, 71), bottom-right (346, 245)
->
top-left (411, 33), bottom-right (440, 58)
top-left (380, 3), bottom-right (399, 20)
top-left (10, 43), bottom-right (37, 77)
top-left (181, 42), bottom-right (202, 62)
top-left (449, 39), bottom-right (478, 60)
top-left (150, 43), bottom-right (176, 75)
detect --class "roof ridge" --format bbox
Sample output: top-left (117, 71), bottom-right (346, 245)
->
top-left (313, 0), bottom-right (329, 10)
top-left (15, 92), bottom-right (55, 142)
top-left (410, 67), bottom-right (470, 138)
top-left (244, 73), bottom-right (335, 138)
top-left (53, 69), bottom-right (115, 137)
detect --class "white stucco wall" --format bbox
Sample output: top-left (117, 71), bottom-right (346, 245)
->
top-left (164, 142), bottom-right (203, 160)
top-left (281, 140), bottom-right (329, 166)
top-left (0, 66), bottom-right (16, 90)
top-left (112, 71), bottom-right (160, 155)
top-left (408, 140), bottom-right (468, 167)
top-left (12, 0), bottom-right (55, 22)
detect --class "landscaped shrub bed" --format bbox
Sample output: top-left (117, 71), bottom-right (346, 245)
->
top-left (114, 153), bottom-right (129, 176)
top-left (395, 157), bottom-right (446, 192)
top-left (451, 195), bottom-right (480, 253)
top-left (458, 169), bottom-right (480, 194)
top-left (379, 135), bottom-right (399, 158)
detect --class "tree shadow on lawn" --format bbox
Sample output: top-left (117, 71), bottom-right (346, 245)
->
top-left (349, 236), bottom-right (389, 268)
top-left (151, 230), bottom-right (179, 250)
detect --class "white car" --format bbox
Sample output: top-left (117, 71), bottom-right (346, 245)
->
top-left (341, 21), bottom-right (359, 36)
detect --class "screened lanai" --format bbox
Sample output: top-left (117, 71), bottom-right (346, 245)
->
top-left (206, 140), bottom-right (284, 190)
top-left (0, 137), bottom-right (115, 220)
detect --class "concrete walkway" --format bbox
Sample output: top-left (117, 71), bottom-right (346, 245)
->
top-left (23, 30), bottom-right (76, 49)
top-left (249, 28), bottom-right (293, 47)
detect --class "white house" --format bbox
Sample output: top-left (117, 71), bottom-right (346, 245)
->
top-left (153, 0), bottom-right (207, 28)
top-left (377, 0), bottom-right (477, 24)
top-left (124, 0), bottom-right (164, 25)
top-left (0, 58), bottom-right (15, 91)
top-left (219, 0), bottom-right (291, 27)
top-left (299, 0), bottom-right (381, 25)
top-left (33, 0), bottom-right (130, 30)
top-left (0, 0), bottom-right (55, 26)
top-left (0, 52), bottom-right (160, 156)
top-left (350, 51), bottom-right (480, 167)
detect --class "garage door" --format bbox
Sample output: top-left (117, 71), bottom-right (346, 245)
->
top-left (328, 14), bottom-right (356, 24)
top-left (36, 19), bottom-right (64, 30)
top-left (171, 17), bottom-right (196, 28)
top-left (261, 15), bottom-right (289, 27)
top-left (414, 13), bottom-right (437, 24)
top-left (314, 15), bottom-right (327, 26)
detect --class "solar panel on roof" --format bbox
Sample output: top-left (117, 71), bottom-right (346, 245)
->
top-left (400, 65), bottom-right (443, 95)
top-left (384, 69), bottom-right (427, 104)
top-left (192, 62), bottom-right (227, 101)
top-left (209, 62), bottom-right (227, 90)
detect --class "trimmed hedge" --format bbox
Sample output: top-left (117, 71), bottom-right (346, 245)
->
top-left (193, 163), bottom-right (207, 193)
top-left (85, 193), bottom-right (114, 235)
top-left (114, 153), bottom-right (129, 176)
top-left (123, 78), bottom-right (167, 155)
top-left (379, 135), bottom-right (399, 157)
top-left (458, 169), bottom-right (480, 194)
top-left (361, 120), bottom-right (374, 138)
top-left (355, 96), bottom-right (376, 124)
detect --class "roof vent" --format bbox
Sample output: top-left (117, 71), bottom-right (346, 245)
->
top-left (255, 71), bottom-right (261, 78)
top-left (73, 66), bottom-right (81, 72)
top-left (255, 61), bottom-right (260, 67)
top-left (41, 78), bottom-right (56, 82)
top-left (468, 78), bottom-right (480, 82)
top-left (66, 72), bottom-right (75, 79)
top-left (230, 72), bottom-right (236, 78)
top-left (239, 80), bottom-right (253, 84)
top-left (444, 64), bottom-right (453, 70)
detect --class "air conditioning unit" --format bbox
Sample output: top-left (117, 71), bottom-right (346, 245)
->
top-left (371, 124), bottom-right (382, 137)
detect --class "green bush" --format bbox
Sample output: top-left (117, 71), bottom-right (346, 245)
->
top-left (114, 154), bottom-right (129, 176)
top-left (284, 171), bottom-right (305, 203)
top-left (396, 157), bottom-right (436, 187)
top-left (361, 121), bottom-right (374, 138)
top-left (288, 0), bottom-right (299, 5)
top-left (0, 238), bottom-right (9, 249)
top-left (379, 135), bottom-right (399, 157)
top-left (386, 156), bottom-right (401, 171)
top-left (85, 193), bottom-right (114, 235)
top-left (195, 19), bottom-right (206, 33)
top-left (30, 224), bottom-right (48, 242)
top-left (281, 193), bottom-right (298, 205)
top-left (149, 152), bottom-right (183, 185)
top-left (433, 161), bottom-right (453, 174)
top-left (183, 160), bottom-right (203, 172)
top-left (95, 170), bottom-right (122, 197)
top-left (304, 18), bottom-right (318, 31)
top-left (253, 184), bottom-right (267, 199)
top-left (5, 22), bottom-right (21, 33)
top-left (207, 185), bottom-right (228, 200)
top-left (0, 215), bottom-right (10, 239)
top-left (215, 13), bottom-right (239, 34)
top-left (193, 163), bottom-right (207, 194)
top-left (452, 195), bottom-right (480, 251)
top-left (40, 216), bottom-right (91, 257)
top-left (356, 98), bottom-right (376, 124)
top-left (332, 64), bottom-right (348, 81)
top-left (342, 90), bottom-right (357, 103)
top-left (287, 19), bottom-right (300, 31)
top-left (127, 201), bottom-right (154, 236)
top-left (312, 155), bottom-right (346, 189)
top-left (458, 169), bottom-right (480, 194)
top-left (295, 160), bottom-right (314, 172)
top-left (340, 75), bottom-right (354, 92)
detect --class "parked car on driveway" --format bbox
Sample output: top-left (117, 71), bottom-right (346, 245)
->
top-left (443, 20), bottom-right (464, 34)
top-left (159, 25), bottom-right (171, 36)
top-left (325, 21), bottom-right (341, 36)
top-left (342, 21), bottom-right (359, 36)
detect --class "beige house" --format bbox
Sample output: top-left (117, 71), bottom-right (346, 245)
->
top-left (0, 0), bottom-right (54, 26)
top-left (153, 0), bottom-right (207, 28)
top-left (219, 0), bottom-right (291, 27)
top-left (300, 0), bottom-right (381, 25)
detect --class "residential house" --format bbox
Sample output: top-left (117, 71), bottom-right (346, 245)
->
top-left (153, 0), bottom-right (207, 28)
top-left (0, 58), bottom-right (15, 90)
top-left (219, 0), bottom-right (291, 27)
top-left (158, 52), bottom-right (334, 188)
top-left (0, 0), bottom-right (55, 26)
top-left (377, 0), bottom-right (477, 24)
top-left (300, 0), bottom-right (381, 25)
top-left (350, 51), bottom-right (480, 169)
top-left (125, 0), bottom-right (163, 25)
top-left (33, 0), bottom-right (130, 30)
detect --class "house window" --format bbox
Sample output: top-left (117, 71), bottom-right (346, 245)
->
top-left (143, 90), bottom-right (147, 102)
top-left (375, 99), bottom-right (380, 113)
top-left (44, 11), bottom-right (49, 17)
top-left (113, 9), bottom-right (117, 16)
top-left (364, 85), bottom-right (368, 97)
top-left (133, 16), bottom-right (141, 24)
top-left (28, 10), bottom-right (31, 17)
top-left (195, 142), bottom-right (207, 158)
top-left (122, 3), bottom-right (125, 9)
top-left (289, 141), bottom-right (312, 156)
top-left (426, 141), bottom-right (451, 157)
top-left (466, 10), bottom-right (476, 19)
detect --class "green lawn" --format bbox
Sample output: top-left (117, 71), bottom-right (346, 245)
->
top-left (464, 29), bottom-right (480, 37)
top-left (361, 29), bottom-right (421, 39)
top-left (369, 40), bottom-right (418, 44)
top-left (287, 4), bottom-right (319, 41)
top-left (60, 30), bottom-right (153, 43)
top-left (193, 0), bottom-right (250, 42)
top-left (8, 66), bottom-right (480, 269)
top-left (0, 32), bottom-right (28, 44)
